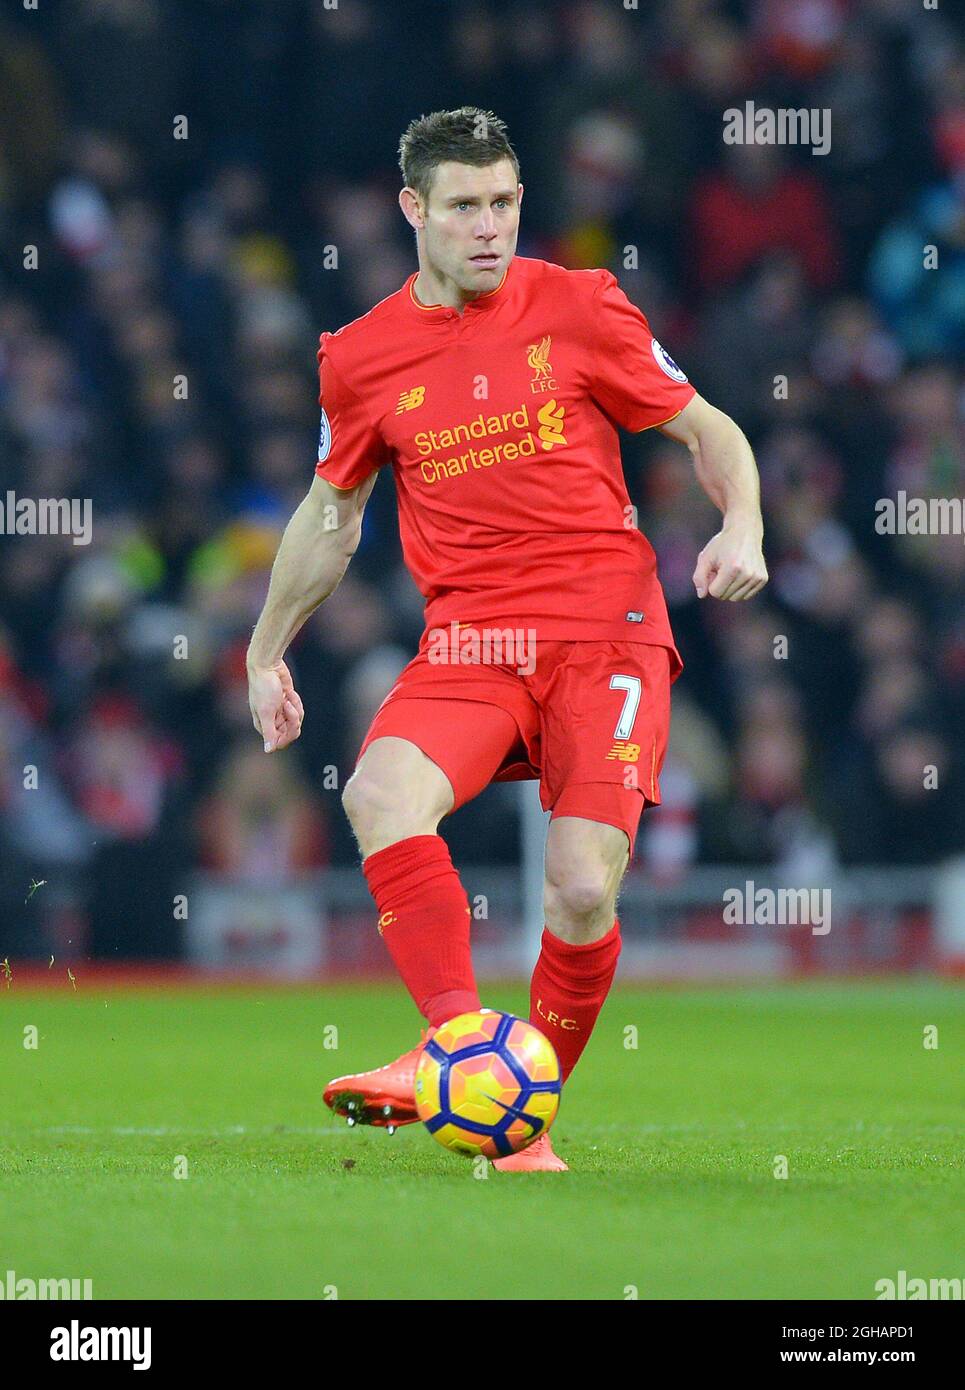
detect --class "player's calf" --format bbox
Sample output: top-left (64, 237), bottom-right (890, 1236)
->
top-left (342, 738), bottom-right (481, 1029)
top-left (529, 816), bottom-right (628, 1081)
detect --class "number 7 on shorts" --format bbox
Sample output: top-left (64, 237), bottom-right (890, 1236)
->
top-left (609, 674), bottom-right (641, 739)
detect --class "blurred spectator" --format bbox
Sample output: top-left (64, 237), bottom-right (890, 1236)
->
top-left (197, 742), bottom-right (327, 880)
top-left (0, 0), bottom-right (962, 961)
top-left (690, 143), bottom-right (840, 294)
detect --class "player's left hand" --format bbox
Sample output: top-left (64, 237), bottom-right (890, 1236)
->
top-left (693, 518), bottom-right (768, 601)
top-left (248, 659), bottom-right (305, 752)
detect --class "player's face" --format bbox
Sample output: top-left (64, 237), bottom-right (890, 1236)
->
top-left (420, 160), bottom-right (522, 295)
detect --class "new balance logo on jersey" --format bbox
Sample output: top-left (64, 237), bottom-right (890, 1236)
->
top-left (396, 386), bottom-right (425, 413)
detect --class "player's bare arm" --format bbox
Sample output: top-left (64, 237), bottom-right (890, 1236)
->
top-left (659, 392), bottom-right (768, 602)
top-left (247, 472), bottom-right (375, 752)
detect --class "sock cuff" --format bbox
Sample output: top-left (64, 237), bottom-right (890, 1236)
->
top-left (363, 834), bottom-right (457, 899)
top-left (540, 918), bottom-right (621, 959)
top-left (535, 921), bottom-right (622, 1000)
top-left (364, 834), bottom-right (450, 867)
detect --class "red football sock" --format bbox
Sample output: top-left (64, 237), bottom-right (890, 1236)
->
top-left (529, 919), bottom-right (622, 1081)
top-left (362, 835), bottom-right (480, 1028)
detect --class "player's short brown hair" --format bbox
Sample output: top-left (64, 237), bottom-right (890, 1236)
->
top-left (398, 107), bottom-right (520, 202)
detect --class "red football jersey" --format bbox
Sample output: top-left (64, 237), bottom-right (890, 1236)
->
top-left (315, 256), bottom-right (695, 668)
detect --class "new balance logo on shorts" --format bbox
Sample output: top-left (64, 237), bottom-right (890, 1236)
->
top-left (606, 740), bottom-right (641, 763)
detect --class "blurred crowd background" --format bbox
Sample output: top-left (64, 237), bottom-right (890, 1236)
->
top-left (0, 0), bottom-right (963, 963)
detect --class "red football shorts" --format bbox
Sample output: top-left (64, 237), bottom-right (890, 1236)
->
top-left (355, 637), bottom-right (676, 854)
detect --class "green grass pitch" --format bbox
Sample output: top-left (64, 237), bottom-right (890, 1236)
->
top-left (2, 980), bottom-right (963, 1300)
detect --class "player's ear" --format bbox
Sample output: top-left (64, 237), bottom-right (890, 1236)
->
top-left (399, 187), bottom-right (425, 230)
top-left (517, 182), bottom-right (524, 210)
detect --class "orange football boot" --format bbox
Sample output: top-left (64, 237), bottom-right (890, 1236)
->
top-left (323, 1028), bottom-right (435, 1133)
top-left (491, 1131), bottom-right (569, 1172)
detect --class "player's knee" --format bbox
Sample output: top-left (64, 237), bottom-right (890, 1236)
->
top-left (543, 857), bottom-right (617, 924)
top-left (341, 768), bottom-right (392, 834)
top-left (342, 765), bottom-right (446, 849)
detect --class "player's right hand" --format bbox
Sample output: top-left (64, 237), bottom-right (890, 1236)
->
top-left (248, 660), bottom-right (304, 752)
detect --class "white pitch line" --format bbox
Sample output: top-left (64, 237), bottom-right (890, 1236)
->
top-left (32, 1125), bottom-right (362, 1138)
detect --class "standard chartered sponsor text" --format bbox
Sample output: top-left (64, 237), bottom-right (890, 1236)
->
top-left (414, 403), bottom-right (543, 483)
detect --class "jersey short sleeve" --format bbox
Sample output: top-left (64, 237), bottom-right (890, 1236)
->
top-left (586, 270), bottom-right (696, 433)
top-left (314, 336), bottom-right (388, 489)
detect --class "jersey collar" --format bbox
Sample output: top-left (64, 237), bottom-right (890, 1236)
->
top-left (405, 261), bottom-right (512, 320)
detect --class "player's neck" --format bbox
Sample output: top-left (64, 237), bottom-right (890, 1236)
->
top-left (412, 265), bottom-right (479, 314)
